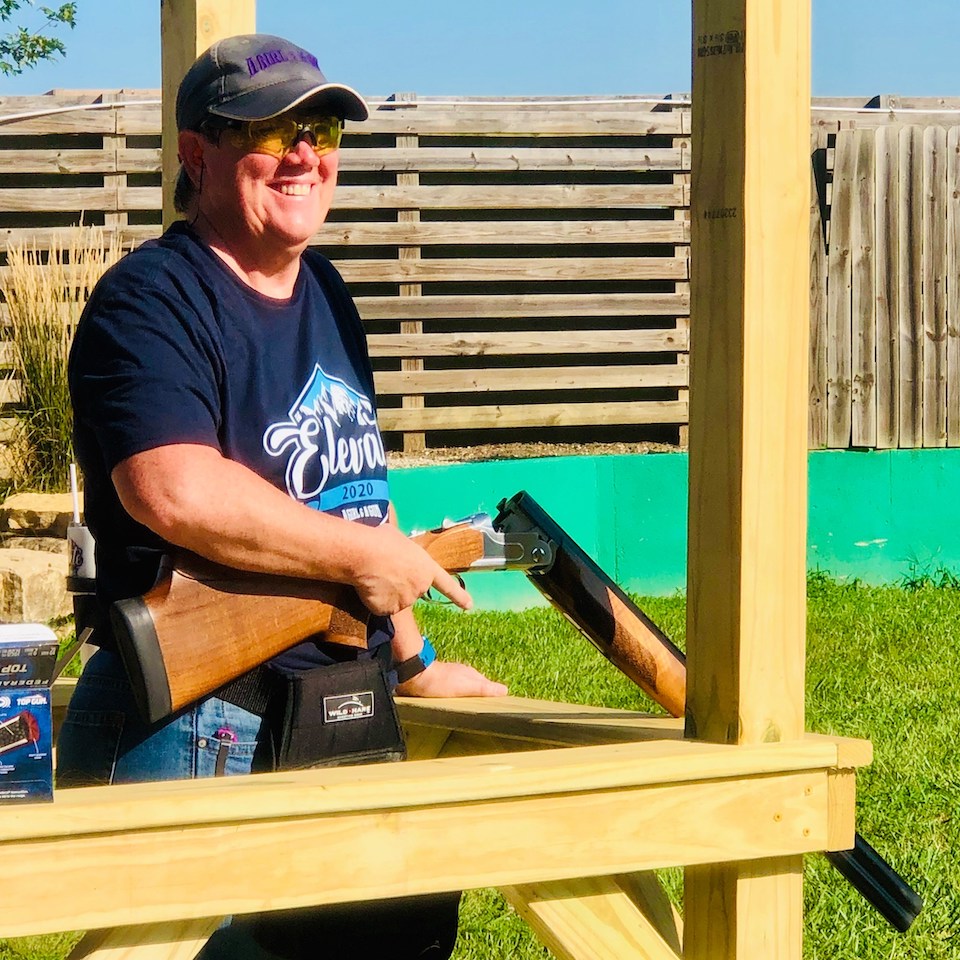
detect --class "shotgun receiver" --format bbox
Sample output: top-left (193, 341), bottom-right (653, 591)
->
top-left (492, 489), bottom-right (923, 934)
top-left (110, 514), bottom-right (553, 725)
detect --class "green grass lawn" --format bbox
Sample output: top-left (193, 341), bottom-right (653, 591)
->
top-left (2, 577), bottom-right (957, 959)
top-left (422, 576), bottom-right (960, 960)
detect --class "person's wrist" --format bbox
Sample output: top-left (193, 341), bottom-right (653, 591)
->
top-left (395, 636), bottom-right (436, 684)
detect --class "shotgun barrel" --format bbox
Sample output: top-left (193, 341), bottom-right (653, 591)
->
top-left (493, 489), bottom-right (922, 933)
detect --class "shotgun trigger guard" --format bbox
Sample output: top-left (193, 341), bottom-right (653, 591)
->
top-left (421, 573), bottom-right (467, 605)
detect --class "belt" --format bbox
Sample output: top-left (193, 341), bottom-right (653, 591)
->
top-left (214, 643), bottom-right (397, 718)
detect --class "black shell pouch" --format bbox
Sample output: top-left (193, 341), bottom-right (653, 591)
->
top-left (257, 658), bottom-right (406, 771)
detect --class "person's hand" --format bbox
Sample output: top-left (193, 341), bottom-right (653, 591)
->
top-left (395, 660), bottom-right (508, 698)
top-left (352, 524), bottom-right (472, 616)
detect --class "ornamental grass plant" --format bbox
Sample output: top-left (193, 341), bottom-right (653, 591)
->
top-left (0, 227), bottom-right (125, 492)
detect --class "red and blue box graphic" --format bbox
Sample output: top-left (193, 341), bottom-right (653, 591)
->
top-left (0, 625), bottom-right (58, 803)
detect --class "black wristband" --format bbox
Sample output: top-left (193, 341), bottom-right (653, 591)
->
top-left (394, 637), bottom-right (436, 684)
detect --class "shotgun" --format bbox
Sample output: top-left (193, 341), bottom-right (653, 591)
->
top-left (110, 514), bottom-right (553, 725)
top-left (492, 489), bottom-right (923, 934)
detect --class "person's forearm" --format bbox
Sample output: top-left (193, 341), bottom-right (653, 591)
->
top-left (112, 442), bottom-right (380, 583)
top-left (111, 442), bottom-right (472, 616)
top-left (390, 607), bottom-right (426, 661)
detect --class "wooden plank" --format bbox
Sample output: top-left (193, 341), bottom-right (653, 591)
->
top-left (364, 329), bottom-right (688, 357)
top-left (335, 256), bottom-right (689, 284)
top-left (318, 220), bottom-right (690, 246)
top-left (0, 148), bottom-right (161, 174)
top-left (898, 126), bottom-right (924, 447)
top-left (851, 127), bottom-right (877, 447)
top-left (373, 364), bottom-right (688, 395)
top-left (67, 919), bottom-right (218, 960)
top-left (354, 292), bottom-right (688, 321)
top-left (808, 127), bottom-right (828, 448)
top-left (0, 99), bottom-right (689, 136)
top-left (376, 400), bottom-right (688, 431)
top-left (0, 255), bottom-right (688, 287)
top-left (2, 732), bottom-right (849, 842)
top-left (686, 1), bottom-right (811, 956)
top-left (922, 124), bottom-right (948, 446)
top-left (827, 769), bottom-right (857, 852)
top-left (618, 872), bottom-right (684, 957)
top-left (874, 123), bottom-right (900, 448)
top-left (0, 186), bottom-right (159, 212)
top-left (353, 109), bottom-right (688, 136)
top-left (331, 183), bottom-right (686, 210)
top-left (336, 146), bottom-right (687, 173)
top-left (0, 111), bottom-right (126, 135)
top-left (502, 876), bottom-right (682, 960)
top-left (0, 766), bottom-right (833, 936)
top-left (0, 225), bottom-right (159, 248)
top-left (825, 127), bottom-right (855, 448)
top-left (0, 220), bottom-right (689, 249)
top-left (0, 328), bottom-right (688, 362)
top-left (397, 697), bottom-right (687, 749)
top-left (949, 126), bottom-right (960, 445)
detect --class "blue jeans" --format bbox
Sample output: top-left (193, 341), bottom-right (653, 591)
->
top-left (57, 650), bottom-right (460, 960)
top-left (56, 649), bottom-right (261, 785)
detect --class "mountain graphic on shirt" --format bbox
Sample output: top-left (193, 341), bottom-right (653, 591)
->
top-left (262, 364), bottom-right (388, 520)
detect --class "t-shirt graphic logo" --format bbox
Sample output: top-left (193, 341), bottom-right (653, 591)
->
top-left (263, 365), bottom-right (388, 522)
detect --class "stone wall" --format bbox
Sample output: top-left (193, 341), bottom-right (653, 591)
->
top-left (0, 493), bottom-right (73, 622)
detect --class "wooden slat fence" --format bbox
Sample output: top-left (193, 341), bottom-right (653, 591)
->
top-left (0, 91), bottom-right (691, 453)
top-left (810, 117), bottom-right (960, 448)
top-left (3, 92), bottom-right (960, 452)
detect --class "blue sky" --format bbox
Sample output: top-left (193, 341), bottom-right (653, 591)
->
top-left (1, 1), bottom-right (959, 98)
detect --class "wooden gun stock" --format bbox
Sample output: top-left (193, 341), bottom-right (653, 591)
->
top-left (493, 489), bottom-right (923, 933)
top-left (111, 521), bottom-right (491, 725)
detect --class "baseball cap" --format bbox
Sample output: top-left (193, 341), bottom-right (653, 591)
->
top-left (176, 34), bottom-right (369, 132)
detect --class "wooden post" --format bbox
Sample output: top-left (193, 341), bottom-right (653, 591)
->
top-left (685, 0), bottom-right (811, 956)
top-left (395, 92), bottom-right (427, 454)
top-left (160, 0), bottom-right (256, 227)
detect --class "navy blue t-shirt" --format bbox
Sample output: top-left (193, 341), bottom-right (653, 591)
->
top-left (68, 221), bottom-right (392, 671)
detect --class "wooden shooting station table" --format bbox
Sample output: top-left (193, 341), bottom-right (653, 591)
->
top-left (0, 1), bottom-right (870, 958)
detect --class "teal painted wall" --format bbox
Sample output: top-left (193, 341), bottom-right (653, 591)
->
top-left (389, 449), bottom-right (960, 609)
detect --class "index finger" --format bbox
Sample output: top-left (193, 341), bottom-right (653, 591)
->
top-left (431, 566), bottom-right (473, 611)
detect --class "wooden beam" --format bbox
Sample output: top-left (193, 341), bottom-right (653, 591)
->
top-left (160, 0), bottom-right (256, 227)
top-left (0, 734), bottom-right (858, 937)
top-left (67, 919), bottom-right (219, 960)
top-left (502, 874), bottom-right (682, 960)
top-left (686, 0), bottom-right (812, 956)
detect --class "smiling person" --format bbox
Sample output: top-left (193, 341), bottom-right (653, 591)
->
top-left (59, 34), bottom-right (505, 960)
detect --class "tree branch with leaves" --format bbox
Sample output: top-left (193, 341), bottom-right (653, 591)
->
top-left (0, 0), bottom-right (76, 77)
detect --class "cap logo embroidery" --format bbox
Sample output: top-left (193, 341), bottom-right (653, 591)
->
top-left (246, 47), bottom-right (320, 78)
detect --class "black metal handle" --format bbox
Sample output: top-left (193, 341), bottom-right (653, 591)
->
top-left (827, 835), bottom-right (922, 933)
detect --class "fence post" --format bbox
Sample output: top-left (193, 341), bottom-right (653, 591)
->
top-left (160, 0), bottom-right (256, 228)
top-left (394, 92), bottom-right (427, 454)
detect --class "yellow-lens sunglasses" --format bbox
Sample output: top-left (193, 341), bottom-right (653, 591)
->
top-left (220, 115), bottom-right (344, 160)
